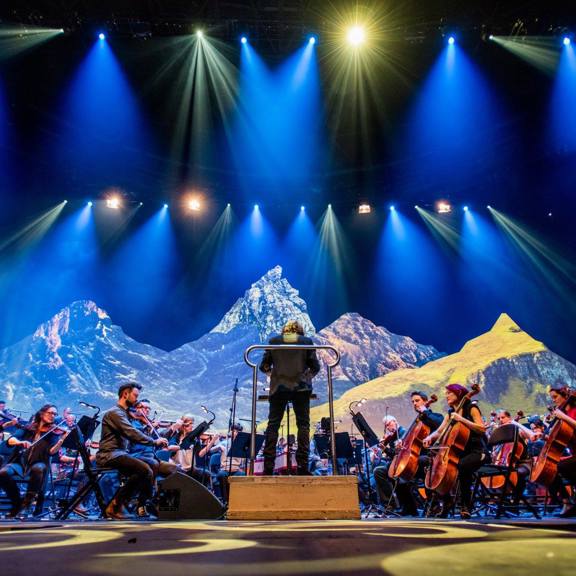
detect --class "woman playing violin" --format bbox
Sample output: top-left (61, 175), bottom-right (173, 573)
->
top-left (423, 383), bottom-right (488, 519)
top-left (0, 404), bottom-right (68, 518)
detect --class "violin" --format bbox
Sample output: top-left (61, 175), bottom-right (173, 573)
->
top-left (425, 384), bottom-right (482, 496)
top-left (388, 394), bottom-right (438, 481)
top-left (0, 410), bottom-right (28, 429)
top-left (531, 388), bottom-right (576, 485)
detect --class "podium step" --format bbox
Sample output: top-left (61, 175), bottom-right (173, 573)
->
top-left (227, 475), bottom-right (360, 520)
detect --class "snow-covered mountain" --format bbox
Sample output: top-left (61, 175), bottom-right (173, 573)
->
top-left (0, 266), bottom-right (442, 427)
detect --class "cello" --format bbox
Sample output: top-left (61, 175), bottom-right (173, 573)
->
top-left (530, 388), bottom-right (576, 486)
top-left (388, 394), bottom-right (438, 481)
top-left (425, 384), bottom-right (481, 496)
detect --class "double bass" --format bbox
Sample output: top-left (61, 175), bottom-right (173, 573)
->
top-left (388, 394), bottom-right (438, 481)
top-left (530, 389), bottom-right (576, 486)
top-left (425, 384), bottom-right (481, 496)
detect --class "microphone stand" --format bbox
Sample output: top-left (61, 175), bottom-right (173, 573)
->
top-left (227, 378), bottom-right (239, 476)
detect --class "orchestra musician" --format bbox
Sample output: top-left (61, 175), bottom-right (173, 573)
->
top-left (260, 320), bottom-right (320, 476)
top-left (0, 404), bottom-right (68, 518)
top-left (96, 383), bottom-right (168, 520)
top-left (423, 383), bottom-right (489, 519)
top-left (214, 423), bottom-right (245, 502)
top-left (547, 385), bottom-right (576, 517)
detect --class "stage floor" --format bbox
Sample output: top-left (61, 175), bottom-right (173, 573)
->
top-left (0, 518), bottom-right (575, 575)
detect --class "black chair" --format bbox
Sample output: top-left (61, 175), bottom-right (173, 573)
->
top-left (472, 424), bottom-right (539, 519)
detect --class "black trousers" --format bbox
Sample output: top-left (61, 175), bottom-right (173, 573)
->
top-left (0, 462), bottom-right (47, 509)
top-left (558, 455), bottom-right (576, 486)
top-left (106, 455), bottom-right (154, 506)
top-left (263, 390), bottom-right (310, 473)
top-left (458, 451), bottom-right (486, 509)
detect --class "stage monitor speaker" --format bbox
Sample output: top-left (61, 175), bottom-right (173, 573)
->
top-left (157, 471), bottom-right (225, 520)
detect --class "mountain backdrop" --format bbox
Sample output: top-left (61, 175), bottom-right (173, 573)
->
top-left (0, 266), bottom-right (443, 428)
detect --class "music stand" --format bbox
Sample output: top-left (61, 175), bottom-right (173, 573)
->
top-left (229, 432), bottom-right (265, 459)
top-left (62, 415), bottom-right (99, 450)
top-left (313, 432), bottom-right (354, 473)
top-left (181, 421), bottom-right (210, 450)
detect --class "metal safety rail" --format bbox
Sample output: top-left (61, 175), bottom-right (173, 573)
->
top-left (243, 344), bottom-right (341, 475)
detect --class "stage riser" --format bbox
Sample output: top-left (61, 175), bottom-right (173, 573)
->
top-left (227, 475), bottom-right (360, 520)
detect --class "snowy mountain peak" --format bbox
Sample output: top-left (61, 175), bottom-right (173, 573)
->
top-left (210, 265), bottom-right (316, 341)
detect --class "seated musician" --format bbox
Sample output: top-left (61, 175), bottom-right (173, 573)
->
top-left (96, 383), bottom-right (168, 520)
top-left (423, 384), bottom-right (488, 519)
top-left (129, 398), bottom-right (177, 479)
top-left (0, 404), bottom-right (67, 518)
top-left (372, 415), bottom-right (406, 513)
top-left (214, 423), bottom-right (245, 502)
top-left (548, 385), bottom-right (576, 517)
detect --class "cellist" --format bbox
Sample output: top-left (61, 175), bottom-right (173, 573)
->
top-left (423, 383), bottom-right (488, 519)
top-left (548, 385), bottom-right (576, 517)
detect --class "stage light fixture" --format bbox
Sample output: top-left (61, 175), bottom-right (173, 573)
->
top-left (347, 25), bottom-right (366, 46)
top-left (389, 205), bottom-right (396, 212)
top-left (254, 204), bottom-right (259, 210)
top-left (98, 33), bottom-right (106, 41)
top-left (163, 203), bottom-right (168, 209)
top-left (87, 201), bottom-right (93, 207)
top-left (489, 35), bottom-right (494, 41)
top-left (358, 204), bottom-right (371, 214)
top-left (309, 36), bottom-right (317, 45)
top-left (64, 200), bottom-right (68, 204)
top-left (328, 203), bottom-right (332, 209)
top-left (241, 36), bottom-right (247, 44)
top-left (448, 36), bottom-right (455, 45)
top-left (463, 205), bottom-right (469, 212)
top-left (487, 205), bottom-right (492, 209)
top-left (564, 37), bottom-right (571, 46)
top-left (227, 203), bottom-right (231, 207)
top-left (436, 201), bottom-right (452, 214)
top-left (548, 212), bottom-right (553, 217)
top-left (188, 198), bottom-right (201, 211)
top-left (106, 196), bottom-right (121, 210)
top-left (301, 205), bottom-right (305, 211)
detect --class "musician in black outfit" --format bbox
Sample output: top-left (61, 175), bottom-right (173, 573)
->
top-left (423, 384), bottom-right (488, 519)
top-left (96, 383), bottom-right (168, 520)
top-left (0, 404), bottom-right (66, 518)
top-left (260, 320), bottom-right (320, 476)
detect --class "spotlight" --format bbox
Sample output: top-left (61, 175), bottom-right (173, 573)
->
top-left (163, 203), bottom-right (168, 209)
top-left (106, 196), bottom-right (121, 210)
top-left (227, 203), bottom-right (231, 207)
top-left (328, 203), bottom-right (332, 209)
top-left (463, 205), bottom-right (469, 212)
top-left (254, 204), bottom-right (259, 210)
top-left (389, 205), bottom-right (396, 212)
top-left (563, 37), bottom-right (571, 46)
top-left (98, 32), bottom-right (106, 41)
top-left (188, 198), bottom-right (201, 211)
top-left (448, 36), bottom-right (455, 45)
top-left (64, 200), bottom-right (68, 204)
top-left (487, 205), bottom-right (492, 209)
top-left (347, 26), bottom-right (366, 46)
top-left (308, 36), bottom-right (317, 45)
top-left (139, 202), bottom-right (143, 206)
top-left (548, 212), bottom-right (553, 217)
top-left (241, 36), bottom-right (247, 44)
top-left (358, 204), bottom-right (371, 214)
top-left (436, 201), bottom-right (452, 214)
top-left (489, 35), bottom-right (494, 41)
top-left (196, 30), bottom-right (204, 38)
top-left (87, 201), bottom-right (93, 207)
top-left (300, 205), bottom-right (305, 211)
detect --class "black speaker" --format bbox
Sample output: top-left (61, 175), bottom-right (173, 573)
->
top-left (157, 472), bottom-right (225, 520)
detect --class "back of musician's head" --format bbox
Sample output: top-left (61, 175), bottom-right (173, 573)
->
top-left (118, 382), bottom-right (142, 398)
top-left (282, 320), bottom-right (304, 335)
top-left (231, 423), bottom-right (243, 432)
top-left (445, 383), bottom-right (468, 400)
top-left (410, 391), bottom-right (428, 401)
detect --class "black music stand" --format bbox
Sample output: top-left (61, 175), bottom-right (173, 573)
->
top-left (229, 432), bottom-right (265, 460)
top-left (181, 421), bottom-right (210, 450)
top-left (313, 432), bottom-right (354, 473)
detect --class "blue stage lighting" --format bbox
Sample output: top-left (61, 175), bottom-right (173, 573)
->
top-left (390, 205), bottom-right (396, 211)
top-left (564, 37), bottom-right (571, 46)
top-left (87, 201), bottom-right (93, 207)
top-left (448, 36), bottom-right (455, 45)
top-left (227, 203), bottom-right (231, 207)
top-left (301, 205), bottom-right (305, 211)
top-left (163, 203), bottom-right (168, 209)
top-left (241, 36), bottom-right (247, 44)
top-left (309, 36), bottom-right (317, 45)
top-left (463, 205), bottom-right (469, 211)
top-left (254, 204), bottom-right (259, 210)
top-left (98, 33), bottom-right (106, 41)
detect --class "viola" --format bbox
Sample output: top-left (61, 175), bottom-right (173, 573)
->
top-left (531, 388), bottom-right (576, 486)
top-left (425, 384), bottom-right (482, 496)
top-left (388, 394), bottom-right (438, 481)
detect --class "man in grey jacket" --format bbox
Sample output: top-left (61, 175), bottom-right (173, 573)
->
top-left (96, 382), bottom-right (168, 519)
top-left (260, 320), bottom-right (320, 476)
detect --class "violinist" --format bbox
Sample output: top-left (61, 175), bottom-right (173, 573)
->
top-left (548, 386), bottom-right (576, 517)
top-left (0, 404), bottom-right (68, 518)
top-left (423, 384), bottom-right (488, 519)
top-left (96, 383), bottom-right (168, 520)
top-left (129, 399), bottom-right (177, 479)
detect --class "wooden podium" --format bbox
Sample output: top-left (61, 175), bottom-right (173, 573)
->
top-left (227, 475), bottom-right (360, 520)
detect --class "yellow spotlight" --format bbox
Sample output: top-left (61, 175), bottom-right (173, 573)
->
top-left (106, 195), bottom-right (121, 210)
top-left (188, 198), bottom-right (201, 211)
top-left (436, 201), bottom-right (452, 214)
top-left (358, 203), bottom-right (371, 214)
top-left (347, 25), bottom-right (366, 46)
